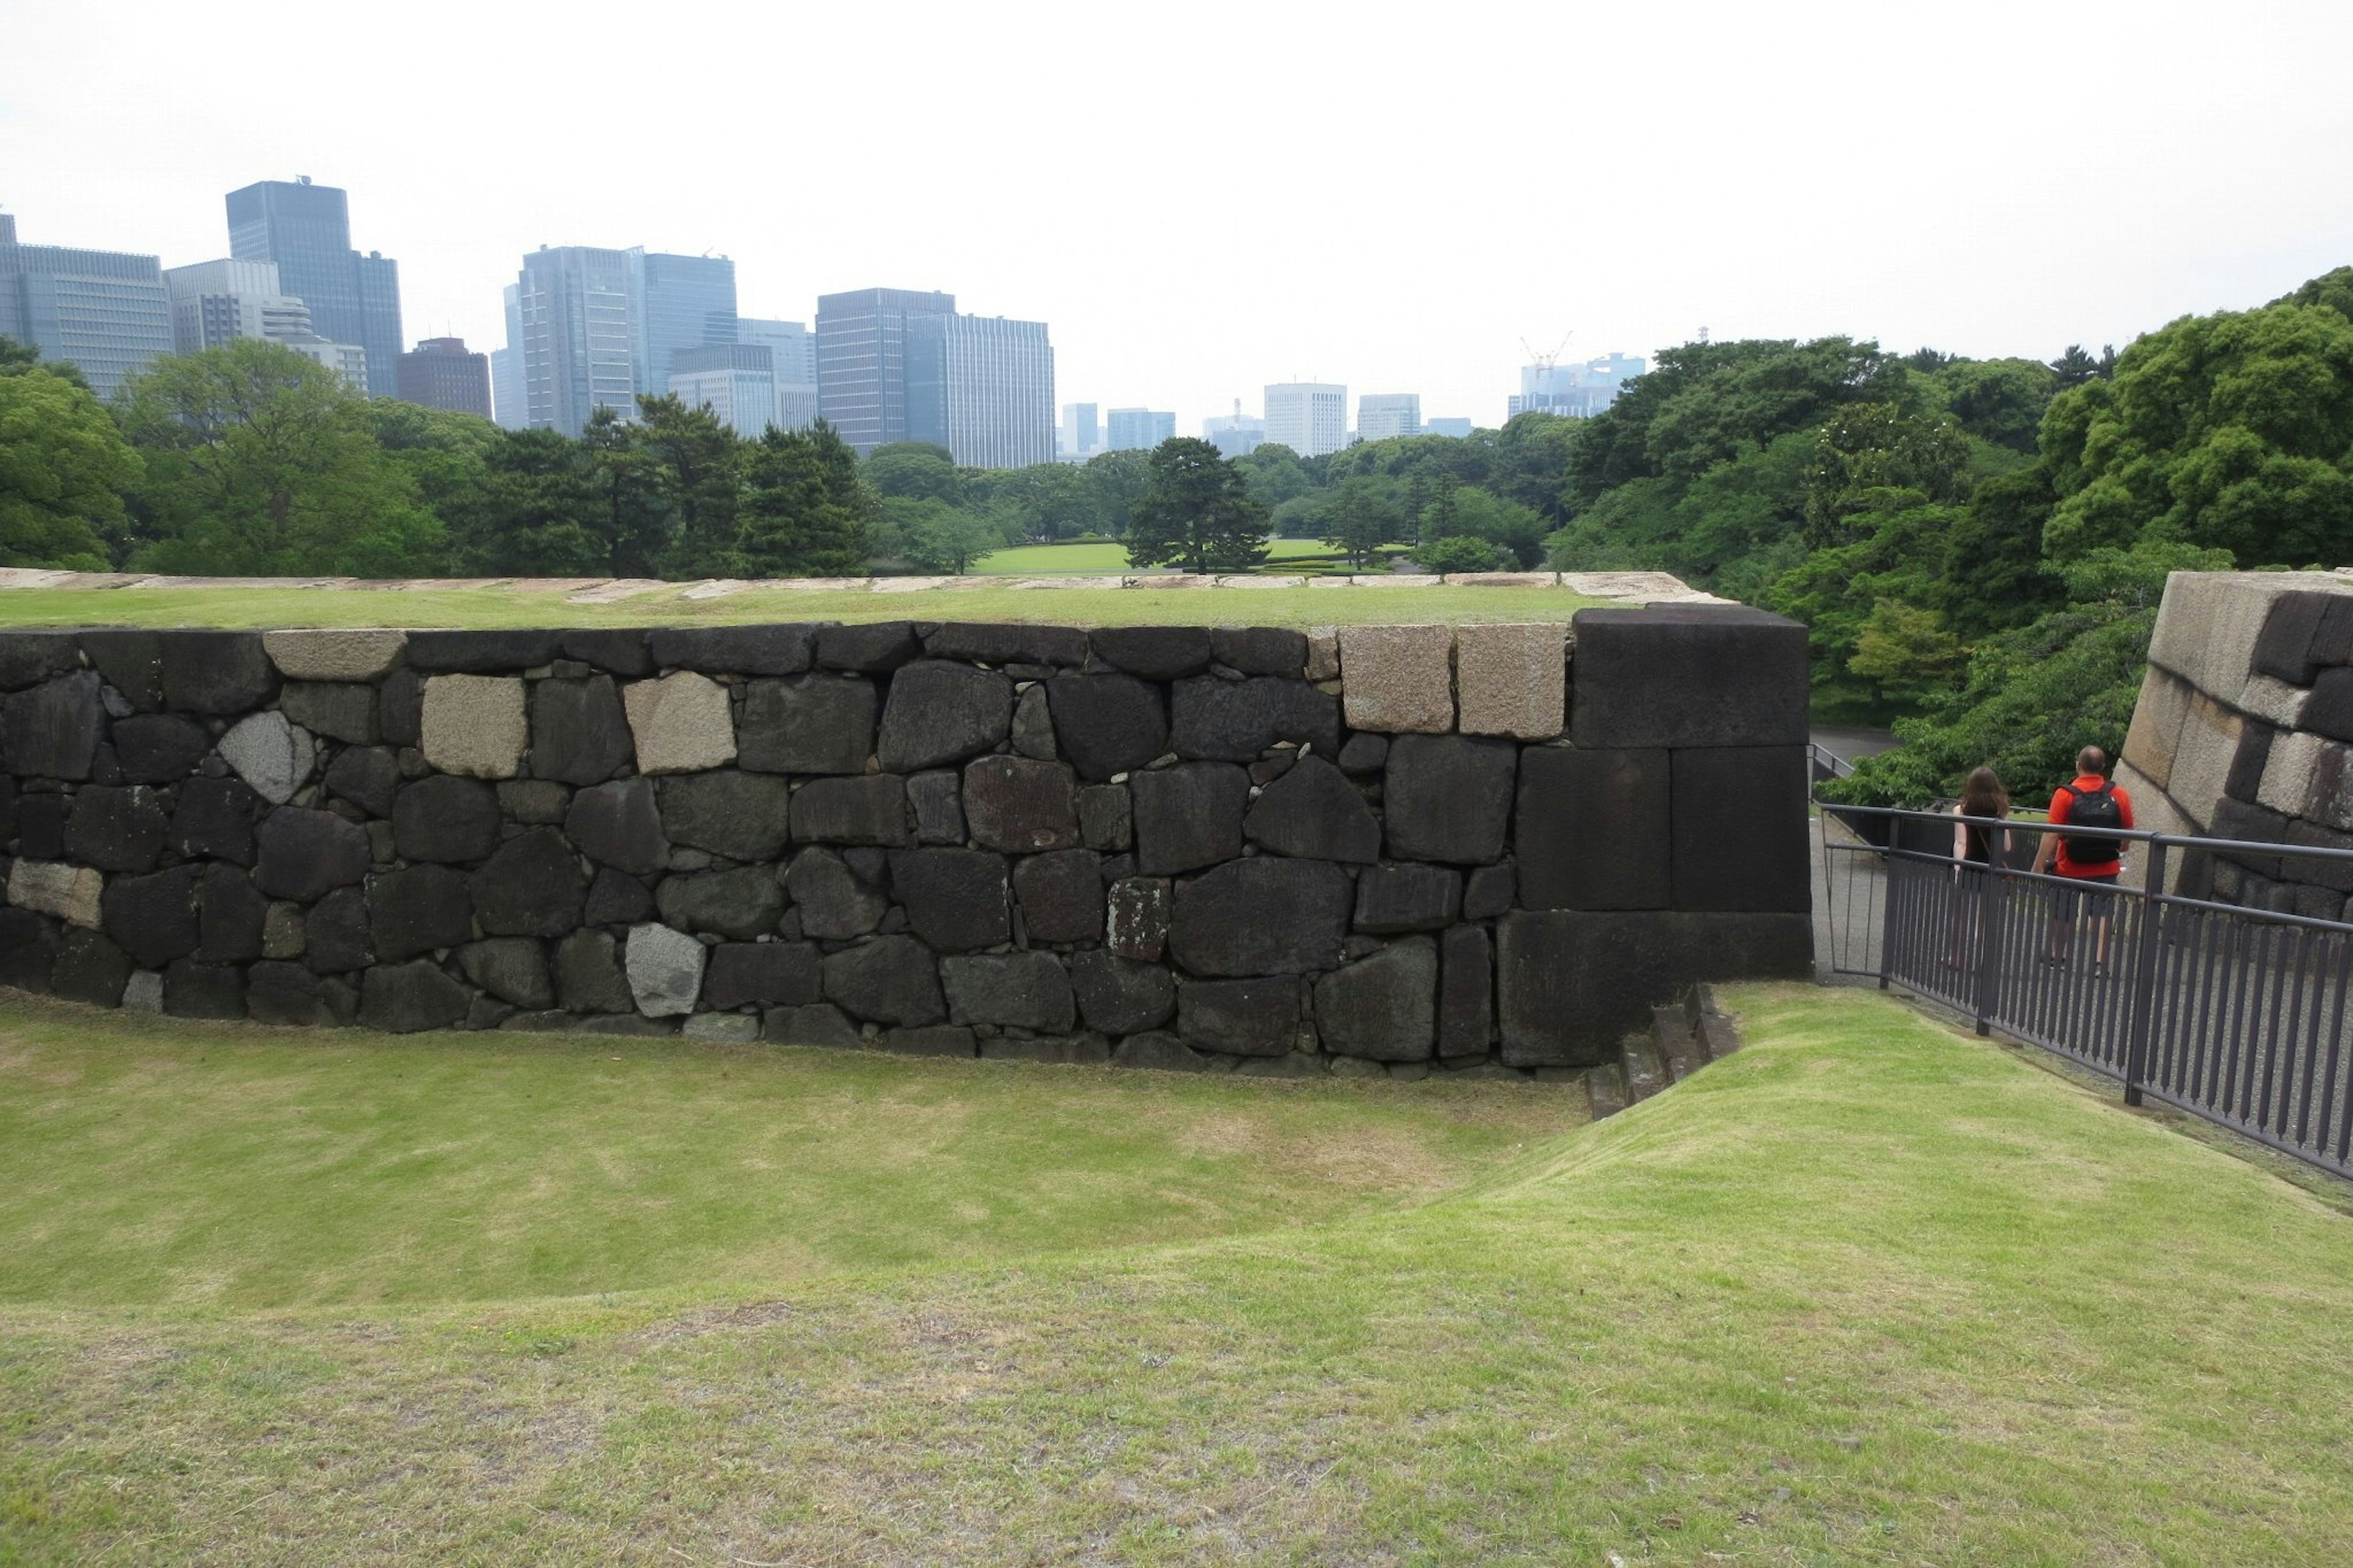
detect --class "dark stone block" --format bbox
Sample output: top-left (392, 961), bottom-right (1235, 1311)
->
top-left (529, 675), bottom-right (632, 785)
top-left (1568, 606), bottom-right (1809, 749)
top-left (254, 808), bottom-right (369, 901)
top-left (1111, 1031), bottom-right (1208, 1072)
top-left (658, 770), bottom-right (793, 862)
top-left (1496, 909), bottom-right (1813, 1066)
top-left (378, 667), bottom-right (422, 747)
top-left (1210, 626), bottom-right (1307, 677)
top-left (881, 1024), bottom-right (977, 1056)
top-left (1167, 858), bottom-right (1352, 977)
top-left (703, 941), bottom-right (822, 1010)
top-left (111, 713), bottom-right (211, 784)
top-left (906, 770), bottom-right (964, 844)
top-left (567, 778), bottom-right (669, 875)
top-left (404, 629), bottom-right (564, 673)
top-left (196, 863), bottom-right (268, 963)
top-left (784, 847), bottom-right (887, 938)
top-left (1669, 747), bottom-right (1810, 912)
top-left (942, 951), bottom-right (1074, 1031)
top-left (66, 786), bottom-right (170, 872)
top-left (559, 629), bottom-right (653, 677)
top-left (247, 960), bottom-right (332, 1025)
top-left (392, 775), bottom-right (504, 864)
top-left (1177, 975), bottom-right (1298, 1056)
top-left (875, 661), bottom-right (1014, 773)
top-left (885, 847), bottom-right (1010, 952)
top-left (1314, 937), bottom-right (1436, 1062)
top-left (499, 779), bottom-right (570, 825)
top-left (983, 1034), bottom-right (1113, 1065)
top-left (2305, 668), bottom-right (2353, 744)
top-left (1107, 876), bottom-right (1170, 961)
top-left (1384, 734), bottom-right (1516, 865)
top-left (80, 629), bottom-right (164, 712)
top-left (0, 630), bottom-right (81, 691)
top-left (1438, 925), bottom-right (1491, 1057)
top-left (160, 631), bottom-right (278, 713)
top-left (822, 934), bottom-right (946, 1025)
top-left (963, 756), bottom-right (1080, 853)
top-left (583, 866), bottom-right (656, 927)
top-left (1462, 863), bottom-right (1515, 920)
top-left (814, 620), bottom-right (922, 673)
top-left (0, 906), bottom-right (56, 990)
top-left (162, 957), bottom-right (245, 1020)
top-left (647, 624), bottom-right (817, 676)
top-left (2227, 724), bottom-right (2278, 806)
top-left (923, 623), bottom-right (1088, 667)
top-left (1044, 674), bottom-right (1169, 781)
top-left (1336, 732), bottom-right (1388, 775)
top-left (360, 959), bottom-right (472, 1032)
top-left (1243, 755), bottom-right (1378, 862)
top-left (1077, 783), bottom-right (1131, 852)
top-left (738, 675), bottom-right (877, 775)
top-left (458, 937), bottom-right (554, 1009)
top-left (368, 865), bottom-right (476, 961)
top-left (50, 928), bottom-right (132, 1007)
top-left (2253, 591), bottom-right (2335, 684)
top-left (2283, 821), bottom-right (2353, 894)
top-left (1515, 746), bottom-right (1671, 911)
top-left (1131, 761), bottom-right (1248, 875)
top-left (1353, 864), bottom-right (1461, 932)
top-left (1012, 847), bottom-right (1103, 943)
top-left (2210, 795), bottom-right (2291, 877)
top-left (1070, 949), bottom-right (1176, 1035)
top-left (279, 682), bottom-right (379, 745)
top-left (3, 672), bottom-right (104, 780)
top-left (17, 792), bottom-right (65, 860)
top-left (2314, 597), bottom-right (2353, 669)
top-left (469, 828), bottom-right (588, 937)
top-left (657, 864), bottom-right (785, 939)
top-left (301, 887), bottom-right (374, 973)
top-left (1170, 676), bottom-right (1340, 762)
top-left (0, 775), bottom-right (17, 847)
top-left (1089, 626), bottom-right (1211, 680)
top-left (553, 928), bottom-right (634, 1012)
top-left (170, 778), bottom-right (262, 866)
top-left (765, 1001), bottom-right (863, 1047)
top-left (789, 775), bottom-right (915, 847)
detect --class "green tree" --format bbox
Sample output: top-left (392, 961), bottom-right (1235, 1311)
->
top-left (1933, 357), bottom-right (2058, 453)
top-left (990, 462), bottom-right (1096, 540)
top-left (1846, 599), bottom-right (1965, 707)
top-left (887, 497), bottom-right (1001, 574)
top-left (1082, 449), bottom-right (1151, 536)
top-left (1320, 475), bottom-right (1407, 569)
top-left (449, 428), bottom-right (604, 575)
top-left (369, 400), bottom-right (498, 547)
top-left (1235, 444), bottom-right (1311, 510)
top-left (637, 394), bottom-right (743, 577)
top-left (1124, 437), bottom-right (1269, 573)
top-left (579, 406), bottom-right (670, 577)
top-left (1803, 402), bottom-right (1972, 546)
top-left (0, 334), bottom-right (91, 392)
top-left (0, 369), bottom-right (137, 568)
top-left (739, 420), bottom-right (873, 576)
top-left (864, 443), bottom-right (964, 503)
top-left (1433, 485), bottom-right (1548, 567)
top-left (1414, 535), bottom-right (1505, 574)
top-left (2049, 345), bottom-right (2102, 387)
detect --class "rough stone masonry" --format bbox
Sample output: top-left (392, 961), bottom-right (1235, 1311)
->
top-left (0, 608), bottom-right (1811, 1077)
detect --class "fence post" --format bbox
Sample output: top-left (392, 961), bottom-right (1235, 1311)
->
top-left (2122, 839), bottom-right (2169, 1107)
top-left (1973, 858), bottom-right (2007, 1037)
top-left (1877, 845), bottom-right (1901, 991)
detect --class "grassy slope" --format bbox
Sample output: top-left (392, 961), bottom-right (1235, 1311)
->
top-left (6, 985), bottom-right (2352, 1564)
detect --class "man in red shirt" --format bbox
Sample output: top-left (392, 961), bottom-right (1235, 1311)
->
top-left (2032, 745), bottom-right (2134, 969)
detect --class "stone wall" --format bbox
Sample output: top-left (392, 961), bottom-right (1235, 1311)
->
top-left (0, 608), bottom-right (1811, 1077)
top-left (2123, 569), bottom-right (2353, 911)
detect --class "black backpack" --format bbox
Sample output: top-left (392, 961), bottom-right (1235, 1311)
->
top-left (2060, 781), bottom-right (2123, 866)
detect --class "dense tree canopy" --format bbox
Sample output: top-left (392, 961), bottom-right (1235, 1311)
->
top-left (0, 369), bottom-right (136, 569)
top-left (1125, 438), bottom-right (1269, 573)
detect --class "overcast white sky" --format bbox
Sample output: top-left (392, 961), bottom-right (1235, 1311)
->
top-left (6, 0), bottom-right (2351, 433)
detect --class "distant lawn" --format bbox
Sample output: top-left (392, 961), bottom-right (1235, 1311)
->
top-left (972, 537), bottom-right (1396, 575)
top-left (12, 984), bottom-right (2346, 1564)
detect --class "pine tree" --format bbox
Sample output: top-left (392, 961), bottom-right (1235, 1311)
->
top-left (1123, 437), bottom-right (1269, 574)
top-left (738, 419), bottom-right (873, 577)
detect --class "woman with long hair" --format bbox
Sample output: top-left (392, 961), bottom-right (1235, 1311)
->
top-left (1949, 765), bottom-right (2012, 967)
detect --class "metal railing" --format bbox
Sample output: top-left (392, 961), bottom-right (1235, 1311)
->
top-left (1819, 802), bottom-right (2353, 1181)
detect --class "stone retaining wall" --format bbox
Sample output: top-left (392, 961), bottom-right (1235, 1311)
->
top-left (0, 608), bottom-right (1811, 1077)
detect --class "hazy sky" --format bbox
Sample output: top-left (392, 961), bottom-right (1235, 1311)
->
top-left (6, 0), bottom-right (2351, 434)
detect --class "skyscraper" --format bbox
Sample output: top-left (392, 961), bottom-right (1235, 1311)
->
top-left (906, 313), bottom-right (1055, 469)
top-left (1203, 410), bottom-right (1266, 458)
top-left (515, 245), bottom-right (638, 436)
top-left (668, 343), bottom-right (777, 438)
top-left (1264, 382), bottom-right (1347, 457)
top-left (1105, 407), bottom-right (1175, 452)
top-left (1059, 402), bottom-right (1101, 460)
top-left (1508, 352), bottom-right (1646, 419)
top-left (0, 213), bottom-right (173, 399)
top-left (814, 288), bottom-right (955, 455)
top-left (162, 258), bottom-right (315, 352)
top-left (1357, 393), bottom-right (1421, 442)
top-left (738, 317), bottom-right (819, 432)
top-left (398, 337), bottom-right (492, 417)
top-left (491, 284), bottom-right (523, 428)
top-left (632, 251), bottom-right (737, 399)
top-left (224, 177), bottom-right (403, 396)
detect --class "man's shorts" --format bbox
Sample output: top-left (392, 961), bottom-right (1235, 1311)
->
top-left (2051, 871), bottom-right (2121, 920)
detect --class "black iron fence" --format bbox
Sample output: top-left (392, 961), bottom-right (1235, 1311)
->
top-left (1819, 802), bottom-right (2353, 1182)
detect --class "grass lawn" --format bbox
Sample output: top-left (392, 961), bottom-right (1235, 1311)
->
top-left (971, 537), bottom-right (1393, 575)
top-left (7, 985), bottom-right (2351, 1563)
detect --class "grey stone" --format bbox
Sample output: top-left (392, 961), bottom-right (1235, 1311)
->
top-left (3, 672), bottom-right (104, 780)
top-left (0, 630), bottom-right (79, 691)
top-left (405, 630), bottom-right (563, 673)
top-left (558, 629), bottom-right (653, 678)
top-left (885, 847), bottom-right (1010, 952)
top-left (1111, 1031), bottom-right (1209, 1072)
top-left (1167, 858), bottom-right (1352, 977)
top-left (923, 622), bottom-right (1089, 666)
top-left (65, 786), bottom-right (169, 872)
top-left (1012, 848), bottom-right (1104, 944)
top-left (553, 928), bottom-right (635, 1012)
top-left (170, 778), bottom-right (262, 865)
top-left (367, 865), bottom-right (475, 961)
top-left (528, 675), bottom-right (633, 785)
top-left (50, 927), bottom-right (132, 1007)
top-left (195, 863), bottom-right (267, 963)
top-left (110, 713), bottom-right (210, 783)
top-left (1353, 864), bottom-right (1462, 932)
top-left (498, 779), bottom-right (572, 825)
top-left (1438, 924), bottom-right (1492, 1057)
top-left (1069, 949), bottom-right (1176, 1035)
top-left (1457, 623), bottom-right (1567, 740)
top-left (458, 937), bottom-right (555, 1009)
top-left (378, 668), bottom-right (422, 747)
top-left (963, 756), bottom-right (1080, 853)
top-left (1106, 876), bottom-right (1171, 961)
top-left (683, 1012), bottom-right (762, 1042)
top-left (1384, 734), bottom-right (1516, 864)
top-left (1515, 746), bottom-right (1670, 911)
top-left (0, 904), bottom-right (57, 989)
top-left (78, 629), bottom-right (163, 711)
top-left (301, 887), bottom-right (373, 973)
top-left (764, 1001), bottom-right (862, 1048)
top-left (9, 858), bottom-right (100, 929)
top-left (1314, 936), bottom-right (1436, 1062)
top-left (1131, 760), bottom-right (1249, 875)
top-left (1045, 674), bottom-right (1169, 781)
top-left (907, 770), bottom-right (965, 844)
top-left (160, 631), bottom-right (277, 714)
top-left (13, 793), bottom-right (63, 860)
top-left (392, 775), bottom-right (504, 864)
top-left (1170, 676), bottom-right (1341, 762)
top-left (703, 941), bottom-right (822, 1010)
top-left (942, 951), bottom-right (1075, 1031)
top-left (583, 866), bottom-right (656, 926)
top-left (254, 807), bottom-right (370, 902)
top-left (1567, 605), bottom-right (1809, 749)
top-left (822, 934), bottom-right (946, 1025)
top-left (789, 775), bottom-right (915, 847)
top-left (325, 746), bottom-right (401, 817)
top-left (1496, 909), bottom-right (1812, 1067)
top-left (1177, 975), bottom-right (1300, 1056)
top-left (360, 960), bottom-right (471, 1033)
top-left (216, 710), bottom-right (315, 805)
top-left (1077, 784), bottom-right (1132, 852)
top-left (623, 670), bottom-right (737, 773)
top-left (469, 828), bottom-right (588, 938)
top-left (1338, 624), bottom-right (1455, 733)
top-left (260, 627), bottom-right (407, 683)
top-left (626, 922), bottom-right (707, 1015)
top-left (262, 900), bottom-right (305, 959)
top-left (566, 778), bottom-right (670, 876)
top-left (657, 771), bottom-right (794, 862)
top-left (420, 674), bottom-right (528, 779)
top-left (881, 1025), bottom-right (978, 1057)
top-left (657, 864), bottom-right (786, 939)
top-left (875, 661), bottom-right (1014, 772)
top-left (1210, 626), bottom-right (1308, 678)
top-left (1011, 684), bottom-right (1057, 760)
top-left (1462, 862), bottom-right (1516, 920)
top-left (814, 621), bottom-right (922, 673)
top-left (738, 675), bottom-right (878, 775)
top-left (162, 957), bottom-right (246, 1020)
top-left (246, 960), bottom-right (332, 1026)
top-left (120, 968), bottom-right (163, 1012)
top-left (784, 847), bottom-right (888, 939)
top-left (467, 996), bottom-right (519, 1032)
top-left (1243, 755), bottom-right (1378, 862)
top-left (647, 624), bottom-right (817, 677)
top-left (279, 681), bottom-right (379, 746)
top-left (1088, 626), bottom-right (1211, 680)
top-left (982, 1034), bottom-right (1113, 1065)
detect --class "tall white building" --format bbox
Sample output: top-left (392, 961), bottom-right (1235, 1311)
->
top-left (906, 313), bottom-right (1055, 469)
top-left (162, 259), bottom-right (317, 354)
top-left (1204, 405), bottom-right (1265, 458)
top-left (1357, 393), bottom-right (1422, 442)
top-left (1264, 382), bottom-right (1347, 457)
top-left (1059, 401), bottom-right (1101, 460)
top-left (491, 284), bottom-right (524, 428)
top-left (515, 245), bottom-right (638, 436)
top-left (1105, 407), bottom-right (1174, 452)
top-left (669, 343), bottom-right (778, 437)
top-left (737, 317), bottom-right (819, 432)
top-left (275, 332), bottom-right (369, 390)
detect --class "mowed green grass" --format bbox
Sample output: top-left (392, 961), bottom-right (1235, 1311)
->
top-left (8, 985), bottom-right (2352, 1564)
top-left (971, 537), bottom-right (1389, 575)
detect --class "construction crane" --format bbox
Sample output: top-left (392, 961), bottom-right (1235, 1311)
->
top-left (1520, 331), bottom-right (1575, 374)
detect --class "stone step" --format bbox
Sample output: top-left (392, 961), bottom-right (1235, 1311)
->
top-left (1586, 1062), bottom-right (1629, 1119)
top-left (1620, 1032), bottom-right (1669, 1103)
top-left (1653, 1004), bottom-right (1708, 1083)
top-left (1696, 1011), bottom-right (1742, 1061)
